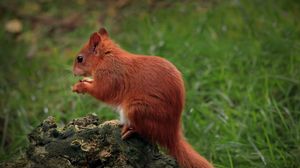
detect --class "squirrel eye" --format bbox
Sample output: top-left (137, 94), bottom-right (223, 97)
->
top-left (77, 55), bottom-right (84, 63)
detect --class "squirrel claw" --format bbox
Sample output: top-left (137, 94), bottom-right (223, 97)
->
top-left (121, 125), bottom-right (136, 140)
top-left (121, 129), bottom-right (136, 140)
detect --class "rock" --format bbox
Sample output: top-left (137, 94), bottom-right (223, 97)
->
top-left (2, 114), bottom-right (179, 168)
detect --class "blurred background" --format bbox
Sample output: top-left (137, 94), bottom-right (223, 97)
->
top-left (0, 0), bottom-right (299, 167)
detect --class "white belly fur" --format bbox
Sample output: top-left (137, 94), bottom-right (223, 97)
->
top-left (117, 106), bottom-right (129, 125)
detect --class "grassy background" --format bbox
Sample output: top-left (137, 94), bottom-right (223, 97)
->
top-left (0, 0), bottom-right (300, 167)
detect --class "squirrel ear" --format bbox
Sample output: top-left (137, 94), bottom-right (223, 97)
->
top-left (89, 32), bottom-right (101, 52)
top-left (98, 28), bottom-right (109, 37)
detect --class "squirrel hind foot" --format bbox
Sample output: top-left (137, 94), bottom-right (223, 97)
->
top-left (121, 125), bottom-right (136, 139)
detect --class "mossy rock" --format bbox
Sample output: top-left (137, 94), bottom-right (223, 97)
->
top-left (2, 114), bottom-right (178, 168)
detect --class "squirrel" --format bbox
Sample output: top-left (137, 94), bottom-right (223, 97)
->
top-left (72, 28), bottom-right (213, 168)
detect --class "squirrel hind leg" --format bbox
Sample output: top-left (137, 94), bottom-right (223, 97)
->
top-left (125, 104), bottom-right (179, 146)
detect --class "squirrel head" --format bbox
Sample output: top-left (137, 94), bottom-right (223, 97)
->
top-left (73, 28), bottom-right (109, 76)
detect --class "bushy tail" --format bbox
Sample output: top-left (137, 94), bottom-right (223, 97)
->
top-left (168, 136), bottom-right (213, 168)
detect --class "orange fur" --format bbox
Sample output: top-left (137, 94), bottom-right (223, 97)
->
top-left (72, 28), bottom-right (213, 168)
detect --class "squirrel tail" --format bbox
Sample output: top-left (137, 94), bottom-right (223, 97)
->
top-left (167, 135), bottom-right (213, 168)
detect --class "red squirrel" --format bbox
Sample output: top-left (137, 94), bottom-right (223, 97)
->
top-left (72, 28), bottom-right (213, 168)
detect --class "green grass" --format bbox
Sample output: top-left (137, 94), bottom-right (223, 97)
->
top-left (0, 0), bottom-right (299, 167)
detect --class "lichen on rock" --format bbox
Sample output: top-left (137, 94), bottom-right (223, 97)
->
top-left (2, 114), bottom-right (179, 168)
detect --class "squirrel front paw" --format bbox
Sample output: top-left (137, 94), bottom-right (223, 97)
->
top-left (72, 81), bottom-right (89, 94)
